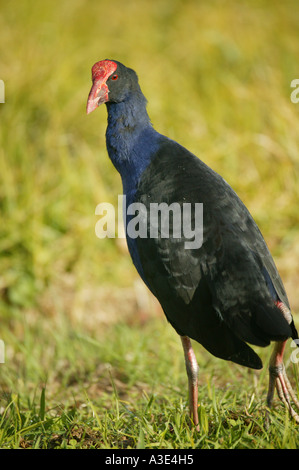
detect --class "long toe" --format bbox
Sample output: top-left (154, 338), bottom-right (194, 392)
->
top-left (269, 364), bottom-right (299, 423)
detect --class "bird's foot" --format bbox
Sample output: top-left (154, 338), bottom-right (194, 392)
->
top-left (268, 363), bottom-right (299, 423)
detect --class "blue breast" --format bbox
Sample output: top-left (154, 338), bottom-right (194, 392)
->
top-left (120, 127), bottom-right (161, 286)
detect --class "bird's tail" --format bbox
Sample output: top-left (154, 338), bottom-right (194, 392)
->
top-left (275, 300), bottom-right (299, 346)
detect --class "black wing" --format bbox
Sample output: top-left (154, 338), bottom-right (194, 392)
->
top-left (132, 137), bottom-right (293, 369)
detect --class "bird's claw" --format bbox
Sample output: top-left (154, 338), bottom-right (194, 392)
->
top-left (267, 363), bottom-right (299, 423)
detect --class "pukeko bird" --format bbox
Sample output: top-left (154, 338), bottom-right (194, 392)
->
top-left (87, 59), bottom-right (299, 429)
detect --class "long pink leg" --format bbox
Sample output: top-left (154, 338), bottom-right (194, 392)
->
top-left (180, 336), bottom-right (199, 431)
top-left (267, 340), bottom-right (299, 422)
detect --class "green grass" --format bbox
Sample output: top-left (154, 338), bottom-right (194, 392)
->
top-left (1, 316), bottom-right (299, 449)
top-left (1, 0), bottom-right (299, 449)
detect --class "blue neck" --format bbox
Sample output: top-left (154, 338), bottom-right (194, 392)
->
top-left (105, 93), bottom-right (160, 197)
top-left (104, 92), bottom-right (162, 287)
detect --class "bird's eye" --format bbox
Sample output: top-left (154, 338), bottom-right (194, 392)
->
top-left (111, 74), bottom-right (118, 81)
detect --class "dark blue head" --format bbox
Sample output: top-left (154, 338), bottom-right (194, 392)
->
top-left (87, 59), bottom-right (161, 195)
top-left (86, 59), bottom-right (146, 113)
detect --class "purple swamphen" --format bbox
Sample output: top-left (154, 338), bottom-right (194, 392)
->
top-left (87, 59), bottom-right (299, 429)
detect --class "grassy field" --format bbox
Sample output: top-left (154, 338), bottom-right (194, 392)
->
top-left (1, 0), bottom-right (299, 449)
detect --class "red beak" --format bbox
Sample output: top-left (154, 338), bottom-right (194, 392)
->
top-left (86, 81), bottom-right (109, 115)
top-left (86, 59), bottom-right (118, 115)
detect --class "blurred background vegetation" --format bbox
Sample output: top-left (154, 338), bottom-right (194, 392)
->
top-left (0, 0), bottom-right (299, 448)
